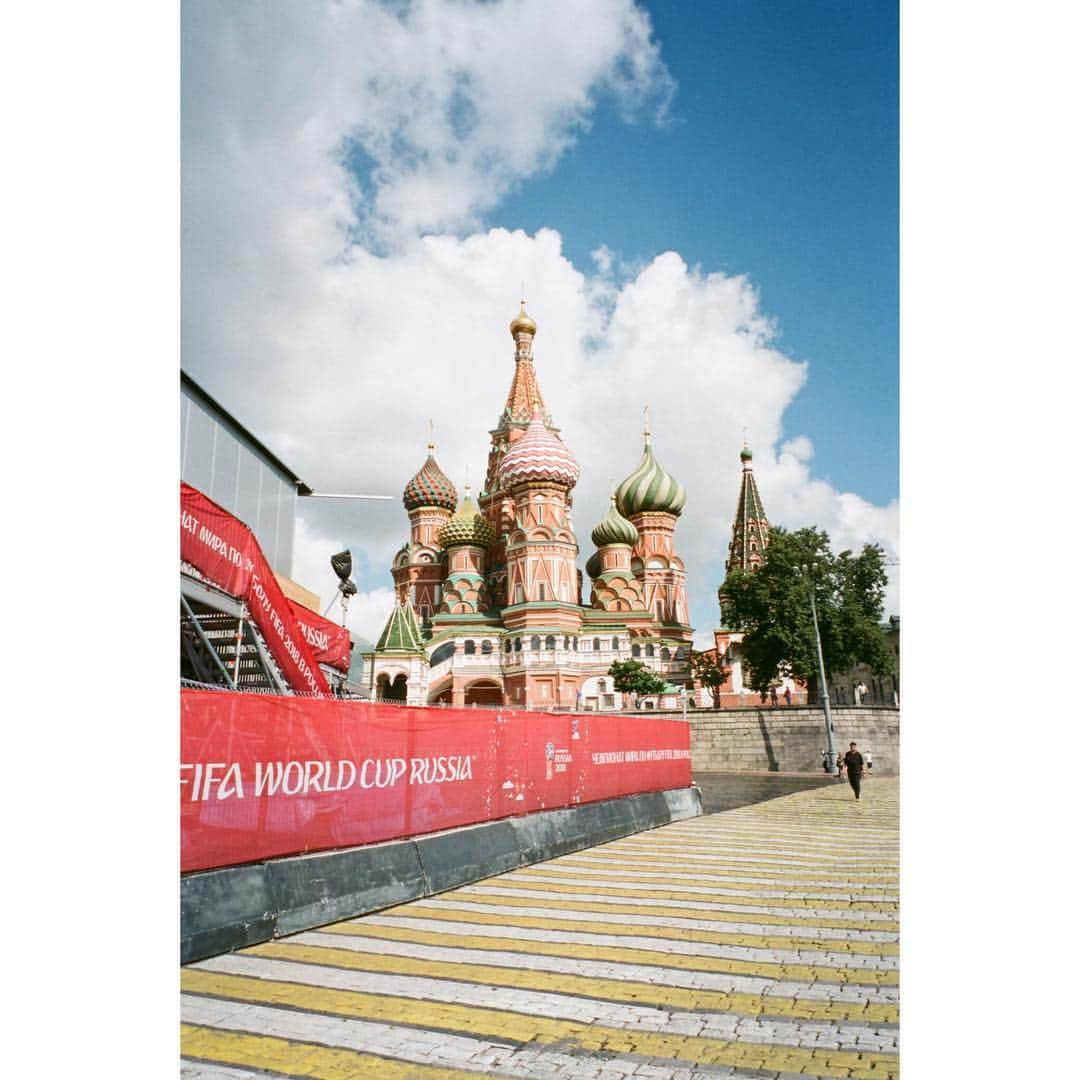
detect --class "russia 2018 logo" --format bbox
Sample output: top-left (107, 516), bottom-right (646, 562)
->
top-left (545, 740), bottom-right (555, 780)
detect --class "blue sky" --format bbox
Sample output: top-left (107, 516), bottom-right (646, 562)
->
top-left (181, 0), bottom-right (901, 640)
top-left (496, 0), bottom-right (898, 504)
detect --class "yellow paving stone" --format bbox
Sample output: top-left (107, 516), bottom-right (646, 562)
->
top-left (321, 919), bottom-right (899, 986)
top-left (246, 939), bottom-right (899, 1023)
top-left (181, 969), bottom-right (898, 1079)
top-left (470, 876), bottom-right (899, 913)
top-left (439, 888), bottom-right (900, 931)
top-left (383, 902), bottom-right (900, 956)
top-left (180, 1023), bottom-right (474, 1078)
top-left (183, 779), bottom-right (901, 1078)
top-left (516, 864), bottom-right (898, 894)
top-left (567, 851), bottom-right (899, 881)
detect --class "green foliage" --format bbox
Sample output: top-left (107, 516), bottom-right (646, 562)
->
top-left (722, 526), bottom-right (896, 695)
top-left (608, 659), bottom-right (666, 697)
top-left (688, 649), bottom-right (730, 693)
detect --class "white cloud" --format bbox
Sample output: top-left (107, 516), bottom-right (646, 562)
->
top-left (183, 0), bottom-right (898, 652)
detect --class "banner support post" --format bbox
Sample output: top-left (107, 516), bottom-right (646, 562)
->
top-left (233, 603), bottom-right (246, 686)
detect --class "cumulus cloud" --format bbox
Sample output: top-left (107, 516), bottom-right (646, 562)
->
top-left (182, 0), bottom-right (898, 650)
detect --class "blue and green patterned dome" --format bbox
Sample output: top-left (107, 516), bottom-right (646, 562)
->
top-left (615, 438), bottom-right (686, 518)
top-left (591, 494), bottom-right (639, 547)
top-left (438, 488), bottom-right (494, 548)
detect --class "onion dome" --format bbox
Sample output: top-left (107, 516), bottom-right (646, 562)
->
top-left (510, 300), bottom-right (537, 338)
top-left (740, 444), bottom-right (753, 463)
top-left (403, 449), bottom-right (457, 512)
top-left (616, 436), bottom-right (686, 517)
top-left (438, 486), bottom-right (494, 548)
top-left (585, 550), bottom-right (603, 580)
top-left (497, 410), bottom-right (580, 489)
top-left (591, 493), bottom-right (639, 547)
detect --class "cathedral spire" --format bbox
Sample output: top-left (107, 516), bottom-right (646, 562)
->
top-left (501, 299), bottom-right (546, 425)
top-left (726, 441), bottom-right (769, 575)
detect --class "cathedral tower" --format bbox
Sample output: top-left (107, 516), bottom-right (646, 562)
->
top-left (393, 443), bottom-right (456, 624)
top-left (726, 442), bottom-right (770, 575)
top-left (436, 483), bottom-right (495, 619)
top-left (615, 421), bottom-right (692, 642)
top-left (588, 494), bottom-right (647, 614)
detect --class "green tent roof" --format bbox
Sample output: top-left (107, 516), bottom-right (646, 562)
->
top-left (375, 601), bottom-right (425, 653)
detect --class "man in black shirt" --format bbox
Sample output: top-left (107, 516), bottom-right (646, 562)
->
top-left (842, 741), bottom-right (865, 800)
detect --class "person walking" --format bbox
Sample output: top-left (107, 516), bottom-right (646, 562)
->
top-left (769, 685), bottom-right (778, 706)
top-left (842, 741), bottom-right (865, 800)
top-left (783, 686), bottom-right (792, 706)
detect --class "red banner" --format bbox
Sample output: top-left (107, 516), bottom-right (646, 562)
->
top-left (180, 689), bottom-right (692, 873)
top-left (181, 484), bottom-right (330, 695)
top-left (288, 600), bottom-right (351, 673)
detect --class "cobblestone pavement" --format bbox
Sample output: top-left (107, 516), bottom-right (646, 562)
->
top-left (182, 777), bottom-right (899, 1079)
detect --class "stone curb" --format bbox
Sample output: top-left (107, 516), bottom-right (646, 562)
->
top-left (181, 785), bottom-right (703, 965)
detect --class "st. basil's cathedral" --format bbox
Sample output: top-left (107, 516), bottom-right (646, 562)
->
top-left (361, 302), bottom-right (693, 710)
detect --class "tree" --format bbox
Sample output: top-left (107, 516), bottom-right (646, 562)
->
top-left (608, 659), bottom-right (666, 702)
top-left (688, 650), bottom-right (731, 700)
top-left (721, 526), bottom-right (896, 698)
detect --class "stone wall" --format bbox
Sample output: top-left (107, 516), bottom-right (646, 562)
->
top-left (684, 706), bottom-right (899, 775)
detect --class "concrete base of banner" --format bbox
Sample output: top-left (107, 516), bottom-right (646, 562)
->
top-left (181, 784), bottom-right (702, 964)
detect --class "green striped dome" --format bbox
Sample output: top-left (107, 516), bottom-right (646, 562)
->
top-left (591, 494), bottom-right (639, 547)
top-left (438, 490), bottom-right (494, 548)
top-left (615, 439), bottom-right (686, 517)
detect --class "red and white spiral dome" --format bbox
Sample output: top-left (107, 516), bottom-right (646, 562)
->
top-left (497, 413), bottom-right (580, 489)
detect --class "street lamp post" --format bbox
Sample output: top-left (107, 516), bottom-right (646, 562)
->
top-left (801, 564), bottom-right (837, 773)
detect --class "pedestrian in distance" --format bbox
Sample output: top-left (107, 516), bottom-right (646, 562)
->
top-left (783, 686), bottom-right (792, 706)
top-left (769, 685), bottom-right (778, 706)
top-left (842, 741), bottom-right (866, 800)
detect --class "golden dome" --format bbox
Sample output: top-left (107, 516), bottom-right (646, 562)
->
top-left (509, 300), bottom-right (537, 338)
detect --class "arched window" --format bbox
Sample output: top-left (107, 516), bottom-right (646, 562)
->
top-left (504, 639), bottom-right (512, 653)
top-left (573, 638), bottom-right (578, 651)
top-left (463, 639), bottom-right (476, 655)
top-left (429, 642), bottom-right (454, 667)
top-left (538, 583), bottom-right (546, 601)
top-left (646, 644), bottom-right (654, 658)
top-left (545, 635), bottom-right (556, 650)
top-left (661, 647), bottom-right (671, 661)
top-left (563, 636), bottom-right (570, 649)
top-left (514, 637), bottom-right (522, 652)
top-left (655, 601), bottom-right (663, 621)
top-left (632, 644), bottom-right (641, 658)
top-left (593, 638), bottom-right (601, 651)
top-left (514, 584), bottom-right (524, 605)
top-left (531, 635), bottom-right (540, 651)
top-left (481, 640), bottom-right (493, 655)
